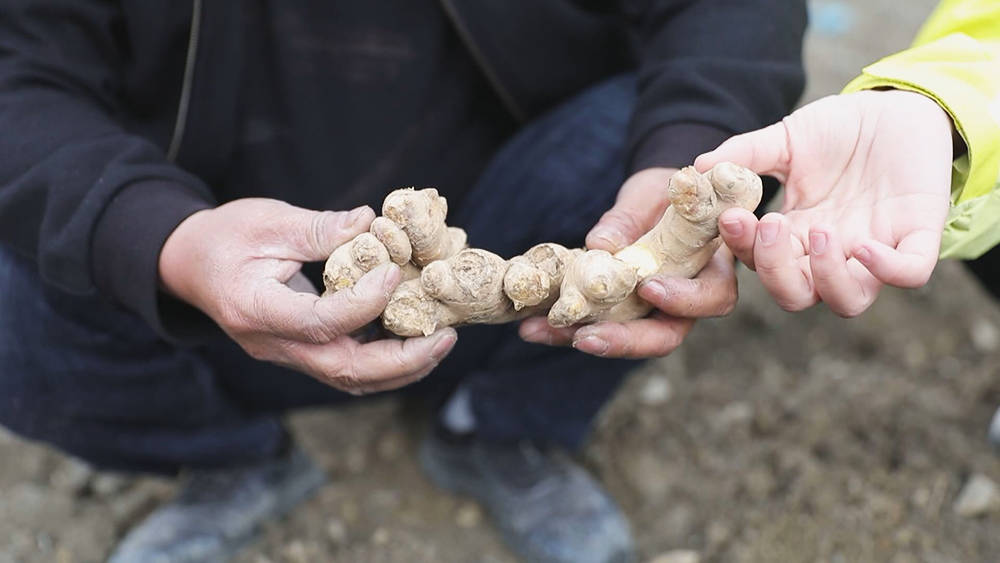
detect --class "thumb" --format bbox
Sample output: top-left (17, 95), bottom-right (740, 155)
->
top-left (280, 204), bottom-right (376, 261)
top-left (694, 121), bottom-right (791, 182)
top-left (586, 167), bottom-right (675, 252)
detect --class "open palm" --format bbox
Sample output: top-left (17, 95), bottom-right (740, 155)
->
top-left (695, 90), bottom-right (954, 316)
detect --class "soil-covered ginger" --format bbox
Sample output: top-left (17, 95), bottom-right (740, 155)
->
top-left (322, 163), bottom-right (762, 337)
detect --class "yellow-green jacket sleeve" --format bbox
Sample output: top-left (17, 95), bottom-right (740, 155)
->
top-left (842, 0), bottom-right (1000, 259)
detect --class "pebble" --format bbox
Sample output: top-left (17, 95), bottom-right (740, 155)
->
top-left (49, 459), bottom-right (94, 495)
top-left (91, 474), bottom-right (130, 497)
top-left (326, 518), bottom-right (348, 545)
top-left (326, 518), bottom-right (347, 545)
top-left (649, 549), bottom-right (701, 563)
top-left (639, 375), bottom-right (673, 406)
top-left (455, 502), bottom-right (482, 528)
top-left (712, 401), bottom-right (754, 433)
top-left (954, 473), bottom-right (1000, 517)
top-left (371, 527), bottom-right (389, 545)
top-left (622, 451), bottom-right (672, 502)
top-left (281, 540), bottom-right (314, 563)
top-left (971, 319), bottom-right (1000, 352)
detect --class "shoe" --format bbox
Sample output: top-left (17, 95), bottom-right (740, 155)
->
top-left (420, 427), bottom-right (635, 563)
top-left (108, 446), bottom-right (326, 563)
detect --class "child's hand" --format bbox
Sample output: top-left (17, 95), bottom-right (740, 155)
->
top-left (695, 90), bottom-right (953, 317)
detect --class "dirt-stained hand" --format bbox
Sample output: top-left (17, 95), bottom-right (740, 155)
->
top-left (159, 198), bottom-right (456, 394)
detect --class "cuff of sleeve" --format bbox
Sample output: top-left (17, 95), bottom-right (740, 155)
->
top-left (628, 123), bottom-right (733, 174)
top-left (91, 180), bottom-right (217, 343)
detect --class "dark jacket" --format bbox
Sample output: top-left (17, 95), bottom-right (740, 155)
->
top-left (0, 0), bottom-right (807, 336)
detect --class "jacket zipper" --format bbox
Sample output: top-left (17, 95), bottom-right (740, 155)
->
top-left (438, 0), bottom-right (527, 123)
top-left (167, 0), bottom-right (203, 163)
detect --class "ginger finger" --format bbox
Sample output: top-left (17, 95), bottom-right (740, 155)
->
top-left (548, 163), bottom-right (761, 327)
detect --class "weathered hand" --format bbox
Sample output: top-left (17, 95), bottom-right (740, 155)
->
top-left (159, 198), bottom-right (457, 394)
top-left (520, 168), bottom-right (738, 358)
top-left (696, 90), bottom-right (953, 317)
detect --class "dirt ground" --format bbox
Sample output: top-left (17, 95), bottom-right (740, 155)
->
top-left (5, 1), bottom-right (1000, 562)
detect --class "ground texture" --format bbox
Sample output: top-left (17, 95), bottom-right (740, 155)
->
top-left (5, 1), bottom-right (1000, 562)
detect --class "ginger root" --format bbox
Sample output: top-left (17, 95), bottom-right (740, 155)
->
top-left (322, 188), bottom-right (465, 296)
top-left (382, 243), bottom-right (577, 336)
top-left (323, 163), bottom-right (762, 336)
top-left (548, 162), bottom-right (761, 326)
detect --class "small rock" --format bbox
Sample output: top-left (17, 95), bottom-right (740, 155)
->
top-left (371, 527), bottom-right (389, 545)
top-left (621, 451), bottom-right (672, 502)
top-left (639, 376), bottom-right (673, 406)
top-left (455, 503), bottom-right (482, 528)
top-left (712, 402), bottom-right (754, 433)
top-left (971, 319), bottom-right (1000, 353)
top-left (649, 549), bottom-right (701, 563)
top-left (954, 473), bottom-right (1000, 517)
top-left (92, 473), bottom-right (130, 497)
top-left (281, 540), bottom-right (313, 563)
top-left (326, 519), bottom-right (348, 545)
top-left (50, 459), bottom-right (94, 495)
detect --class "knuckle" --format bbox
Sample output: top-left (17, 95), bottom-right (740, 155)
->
top-left (329, 367), bottom-right (365, 395)
top-left (301, 316), bottom-right (337, 345)
top-left (389, 346), bottom-right (416, 373)
top-left (309, 211), bottom-right (337, 253)
top-left (303, 304), bottom-right (344, 344)
top-left (323, 346), bottom-right (371, 395)
top-left (754, 260), bottom-right (784, 277)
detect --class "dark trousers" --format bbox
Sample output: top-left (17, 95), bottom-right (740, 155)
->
top-left (0, 76), bottom-right (640, 475)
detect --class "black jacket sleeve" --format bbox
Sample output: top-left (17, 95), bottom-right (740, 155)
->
top-left (625, 0), bottom-right (807, 172)
top-left (0, 1), bottom-right (214, 334)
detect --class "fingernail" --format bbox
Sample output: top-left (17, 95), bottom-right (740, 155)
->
top-left (430, 330), bottom-right (457, 361)
top-left (573, 335), bottom-right (610, 356)
top-left (590, 227), bottom-right (627, 250)
top-left (346, 206), bottom-right (372, 228)
top-left (855, 246), bottom-right (872, 264)
top-left (721, 219), bottom-right (743, 238)
top-left (810, 232), bottom-right (828, 255)
top-left (758, 222), bottom-right (778, 246)
top-left (641, 280), bottom-right (668, 304)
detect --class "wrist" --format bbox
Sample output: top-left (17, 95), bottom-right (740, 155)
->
top-left (158, 208), bottom-right (213, 304)
top-left (874, 89), bottom-right (957, 156)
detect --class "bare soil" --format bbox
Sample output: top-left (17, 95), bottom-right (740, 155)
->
top-left (6, 1), bottom-right (999, 562)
